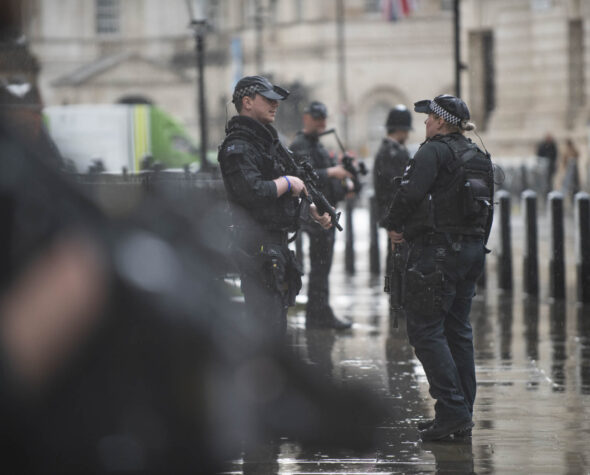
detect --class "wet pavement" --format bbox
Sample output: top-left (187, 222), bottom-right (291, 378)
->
top-left (222, 207), bottom-right (590, 474)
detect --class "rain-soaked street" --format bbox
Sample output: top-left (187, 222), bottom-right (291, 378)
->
top-left (222, 205), bottom-right (590, 474)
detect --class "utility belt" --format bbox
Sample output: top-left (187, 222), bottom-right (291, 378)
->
top-left (231, 227), bottom-right (302, 307)
top-left (234, 228), bottom-right (289, 254)
top-left (412, 231), bottom-right (483, 247)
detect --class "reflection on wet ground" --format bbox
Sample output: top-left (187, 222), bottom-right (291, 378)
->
top-left (222, 210), bottom-right (590, 474)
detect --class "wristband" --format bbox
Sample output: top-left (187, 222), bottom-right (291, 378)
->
top-left (283, 175), bottom-right (291, 192)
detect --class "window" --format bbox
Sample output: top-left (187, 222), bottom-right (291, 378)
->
top-left (365, 0), bottom-right (381, 13)
top-left (295, 0), bottom-right (303, 22)
top-left (568, 19), bottom-right (585, 111)
top-left (96, 0), bottom-right (120, 35)
top-left (468, 30), bottom-right (495, 130)
top-left (441, 0), bottom-right (454, 11)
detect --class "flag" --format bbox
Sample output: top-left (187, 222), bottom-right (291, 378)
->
top-left (382, 0), bottom-right (419, 21)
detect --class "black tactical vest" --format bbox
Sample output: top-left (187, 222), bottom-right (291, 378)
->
top-left (426, 134), bottom-right (494, 237)
top-left (218, 116), bottom-right (300, 234)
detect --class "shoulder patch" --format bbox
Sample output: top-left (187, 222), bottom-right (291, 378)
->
top-left (224, 142), bottom-right (246, 155)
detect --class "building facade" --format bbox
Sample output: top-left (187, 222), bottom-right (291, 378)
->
top-left (16, 0), bottom-right (590, 188)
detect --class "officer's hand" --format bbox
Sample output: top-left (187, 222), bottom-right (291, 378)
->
top-left (310, 204), bottom-right (332, 230)
top-left (388, 230), bottom-right (404, 249)
top-left (288, 176), bottom-right (307, 197)
top-left (327, 165), bottom-right (353, 180)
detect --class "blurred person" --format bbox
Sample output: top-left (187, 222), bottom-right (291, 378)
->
top-left (218, 76), bottom-right (331, 340)
top-left (559, 138), bottom-right (580, 201)
top-left (290, 101), bottom-right (353, 330)
top-left (536, 132), bottom-right (558, 192)
top-left (0, 79), bottom-right (63, 169)
top-left (0, 113), bottom-right (382, 473)
top-left (382, 95), bottom-right (494, 441)
top-left (373, 105), bottom-right (412, 315)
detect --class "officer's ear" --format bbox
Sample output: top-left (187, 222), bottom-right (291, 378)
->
top-left (242, 95), bottom-right (254, 111)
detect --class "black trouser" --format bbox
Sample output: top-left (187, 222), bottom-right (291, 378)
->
top-left (305, 226), bottom-right (336, 321)
top-left (404, 234), bottom-right (485, 423)
top-left (241, 271), bottom-right (288, 340)
top-left (238, 236), bottom-right (296, 340)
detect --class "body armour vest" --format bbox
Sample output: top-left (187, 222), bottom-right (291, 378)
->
top-left (218, 116), bottom-right (300, 234)
top-left (406, 134), bottom-right (494, 239)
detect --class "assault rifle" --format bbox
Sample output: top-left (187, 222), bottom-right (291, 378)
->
top-left (318, 128), bottom-right (368, 193)
top-left (275, 141), bottom-right (343, 231)
top-left (384, 242), bottom-right (407, 329)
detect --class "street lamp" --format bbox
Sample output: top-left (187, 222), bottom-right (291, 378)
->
top-left (186, 0), bottom-right (211, 172)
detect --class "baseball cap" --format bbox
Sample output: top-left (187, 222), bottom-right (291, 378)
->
top-left (414, 94), bottom-right (470, 126)
top-left (232, 75), bottom-right (289, 104)
top-left (304, 101), bottom-right (327, 119)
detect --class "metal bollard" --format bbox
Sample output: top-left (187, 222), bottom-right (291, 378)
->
top-left (496, 190), bottom-right (513, 290)
top-left (345, 197), bottom-right (355, 274)
top-left (522, 190), bottom-right (538, 296)
top-left (575, 192), bottom-right (590, 302)
top-left (548, 191), bottom-right (565, 299)
top-left (369, 195), bottom-right (380, 275)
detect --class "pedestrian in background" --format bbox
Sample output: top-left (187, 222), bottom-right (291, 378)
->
top-left (373, 104), bottom-right (412, 314)
top-left (382, 94), bottom-right (494, 441)
top-left (559, 138), bottom-right (580, 202)
top-left (536, 132), bottom-right (558, 192)
top-left (290, 101), bottom-right (353, 330)
top-left (218, 77), bottom-right (332, 340)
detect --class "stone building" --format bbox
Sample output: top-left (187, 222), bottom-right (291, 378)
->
top-left (462, 0), bottom-right (589, 189)
top-left (21, 0), bottom-right (455, 156)
top-left (16, 0), bottom-right (590, 188)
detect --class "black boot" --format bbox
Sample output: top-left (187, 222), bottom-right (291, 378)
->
top-left (306, 307), bottom-right (352, 330)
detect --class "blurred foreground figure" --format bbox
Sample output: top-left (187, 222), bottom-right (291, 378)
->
top-left (383, 95), bottom-right (494, 441)
top-left (0, 106), bottom-right (381, 472)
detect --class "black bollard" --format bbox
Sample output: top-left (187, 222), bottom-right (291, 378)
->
top-left (522, 190), bottom-right (539, 296)
top-left (369, 195), bottom-right (380, 275)
top-left (345, 197), bottom-right (355, 274)
top-left (548, 191), bottom-right (565, 299)
top-left (575, 192), bottom-right (590, 302)
top-left (497, 190), bottom-right (513, 291)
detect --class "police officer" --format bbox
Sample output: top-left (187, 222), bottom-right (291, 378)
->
top-left (373, 104), bottom-right (412, 311)
top-left (218, 76), bottom-right (331, 339)
top-left (290, 101), bottom-right (353, 330)
top-left (382, 95), bottom-right (494, 441)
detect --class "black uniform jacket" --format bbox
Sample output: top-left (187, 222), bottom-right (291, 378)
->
top-left (289, 131), bottom-right (346, 207)
top-left (373, 137), bottom-right (411, 224)
top-left (218, 115), bottom-right (299, 238)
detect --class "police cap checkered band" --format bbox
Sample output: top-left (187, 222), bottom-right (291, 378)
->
top-left (232, 75), bottom-right (289, 104)
top-left (232, 84), bottom-right (259, 104)
top-left (429, 100), bottom-right (461, 125)
top-left (414, 94), bottom-right (470, 125)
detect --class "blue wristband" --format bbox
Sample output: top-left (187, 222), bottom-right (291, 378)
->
top-left (283, 175), bottom-right (291, 192)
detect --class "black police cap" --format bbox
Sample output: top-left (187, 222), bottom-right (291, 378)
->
top-left (304, 101), bottom-right (327, 119)
top-left (385, 105), bottom-right (412, 131)
top-left (414, 94), bottom-right (470, 126)
top-left (232, 75), bottom-right (289, 104)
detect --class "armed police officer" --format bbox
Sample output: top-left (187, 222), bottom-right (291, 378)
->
top-left (290, 101), bottom-right (353, 330)
top-left (382, 95), bottom-right (494, 441)
top-left (218, 76), bottom-right (331, 340)
top-left (373, 105), bottom-right (412, 315)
